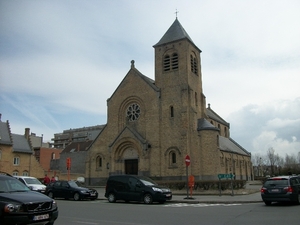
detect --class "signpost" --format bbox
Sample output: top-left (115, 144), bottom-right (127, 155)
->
top-left (217, 173), bottom-right (235, 196)
top-left (184, 155), bottom-right (193, 199)
top-left (66, 158), bottom-right (71, 181)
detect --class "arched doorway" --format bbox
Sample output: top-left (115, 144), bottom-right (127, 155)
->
top-left (125, 159), bottom-right (138, 174)
top-left (123, 148), bottom-right (138, 175)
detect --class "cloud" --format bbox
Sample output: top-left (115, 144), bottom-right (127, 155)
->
top-left (227, 98), bottom-right (300, 158)
top-left (0, 0), bottom-right (300, 153)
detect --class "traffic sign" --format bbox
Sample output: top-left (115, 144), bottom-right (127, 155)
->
top-left (185, 155), bottom-right (190, 167)
top-left (218, 173), bottom-right (234, 179)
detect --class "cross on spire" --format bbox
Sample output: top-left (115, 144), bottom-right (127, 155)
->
top-left (175, 9), bottom-right (179, 18)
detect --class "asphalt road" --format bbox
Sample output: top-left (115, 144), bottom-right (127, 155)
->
top-left (54, 199), bottom-right (299, 225)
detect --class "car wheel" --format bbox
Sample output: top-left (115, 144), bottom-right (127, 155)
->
top-left (74, 192), bottom-right (81, 201)
top-left (48, 192), bottom-right (54, 199)
top-left (264, 201), bottom-right (271, 206)
top-left (108, 193), bottom-right (116, 203)
top-left (143, 193), bottom-right (153, 204)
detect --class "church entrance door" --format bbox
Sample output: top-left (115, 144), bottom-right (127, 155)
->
top-left (125, 159), bottom-right (138, 175)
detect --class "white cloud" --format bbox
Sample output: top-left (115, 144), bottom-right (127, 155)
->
top-left (1, 0), bottom-right (300, 152)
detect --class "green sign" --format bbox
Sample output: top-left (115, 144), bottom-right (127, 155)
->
top-left (218, 173), bottom-right (234, 179)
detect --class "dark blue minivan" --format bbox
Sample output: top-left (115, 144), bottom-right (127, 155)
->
top-left (105, 175), bottom-right (172, 204)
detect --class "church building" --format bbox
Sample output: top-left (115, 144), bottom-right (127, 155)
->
top-left (86, 18), bottom-right (252, 185)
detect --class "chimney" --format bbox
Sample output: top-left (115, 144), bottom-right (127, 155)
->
top-left (25, 128), bottom-right (30, 140)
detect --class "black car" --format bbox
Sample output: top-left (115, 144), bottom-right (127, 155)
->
top-left (261, 175), bottom-right (300, 205)
top-left (0, 172), bottom-right (58, 225)
top-left (46, 180), bottom-right (98, 201)
top-left (105, 175), bottom-right (172, 204)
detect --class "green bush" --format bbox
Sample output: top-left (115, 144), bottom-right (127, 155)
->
top-left (156, 180), bottom-right (247, 190)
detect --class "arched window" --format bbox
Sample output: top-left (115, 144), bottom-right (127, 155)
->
top-left (172, 152), bottom-right (176, 164)
top-left (171, 53), bottom-right (178, 70)
top-left (170, 106), bottom-right (174, 117)
top-left (163, 55), bottom-right (170, 71)
top-left (224, 127), bottom-right (228, 137)
top-left (169, 151), bottom-right (177, 165)
top-left (190, 54), bottom-right (198, 74)
top-left (51, 152), bottom-right (56, 159)
top-left (22, 171), bottom-right (29, 176)
top-left (96, 156), bottom-right (102, 168)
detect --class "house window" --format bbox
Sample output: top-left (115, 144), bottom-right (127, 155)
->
top-left (51, 152), bottom-right (56, 159)
top-left (171, 53), bottom-right (178, 70)
top-left (170, 106), bottom-right (174, 117)
top-left (163, 55), bottom-right (170, 71)
top-left (12, 171), bottom-right (18, 176)
top-left (22, 171), bottom-right (29, 176)
top-left (13, 157), bottom-right (20, 165)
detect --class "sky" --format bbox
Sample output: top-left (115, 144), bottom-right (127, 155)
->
top-left (1, 0), bottom-right (299, 159)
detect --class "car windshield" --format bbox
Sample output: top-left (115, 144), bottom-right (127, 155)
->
top-left (68, 181), bottom-right (80, 188)
top-left (265, 179), bottom-right (288, 186)
top-left (0, 178), bottom-right (30, 192)
top-left (24, 178), bottom-right (42, 185)
top-left (139, 176), bottom-right (158, 186)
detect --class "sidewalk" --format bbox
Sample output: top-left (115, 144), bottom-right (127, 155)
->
top-left (95, 185), bottom-right (263, 204)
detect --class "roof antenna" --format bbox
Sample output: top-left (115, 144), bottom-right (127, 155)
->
top-left (175, 9), bottom-right (179, 19)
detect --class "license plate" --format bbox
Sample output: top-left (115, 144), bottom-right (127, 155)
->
top-left (91, 193), bottom-right (96, 196)
top-left (166, 194), bottom-right (171, 197)
top-left (33, 214), bottom-right (49, 221)
top-left (271, 189), bottom-right (279, 192)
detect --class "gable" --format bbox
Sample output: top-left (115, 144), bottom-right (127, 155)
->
top-left (108, 63), bottom-right (160, 103)
top-left (0, 121), bottom-right (12, 146)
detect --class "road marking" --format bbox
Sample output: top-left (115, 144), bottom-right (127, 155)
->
top-left (164, 203), bottom-right (242, 207)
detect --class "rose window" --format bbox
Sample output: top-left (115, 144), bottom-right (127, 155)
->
top-left (126, 103), bottom-right (140, 121)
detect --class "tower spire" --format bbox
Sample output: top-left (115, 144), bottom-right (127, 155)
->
top-left (175, 9), bottom-right (179, 19)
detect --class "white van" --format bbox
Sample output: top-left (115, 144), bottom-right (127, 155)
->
top-left (14, 176), bottom-right (46, 193)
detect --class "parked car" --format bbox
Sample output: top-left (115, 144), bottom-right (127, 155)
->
top-left (105, 175), bottom-right (172, 204)
top-left (14, 175), bottom-right (47, 193)
top-left (46, 180), bottom-right (98, 201)
top-left (261, 175), bottom-right (300, 205)
top-left (0, 172), bottom-right (58, 225)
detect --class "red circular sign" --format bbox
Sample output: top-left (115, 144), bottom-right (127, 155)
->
top-left (185, 155), bottom-right (190, 166)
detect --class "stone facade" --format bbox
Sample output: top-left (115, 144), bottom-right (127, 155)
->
top-left (86, 19), bottom-right (252, 185)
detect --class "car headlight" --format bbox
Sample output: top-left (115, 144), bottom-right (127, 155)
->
top-left (80, 190), bottom-right (88, 194)
top-left (4, 203), bottom-right (23, 213)
top-left (152, 187), bottom-right (163, 192)
top-left (52, 200), bottom-right (57, 210)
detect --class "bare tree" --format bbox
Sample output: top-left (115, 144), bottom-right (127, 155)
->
top-left (267, 147), bottom-right (280, 175)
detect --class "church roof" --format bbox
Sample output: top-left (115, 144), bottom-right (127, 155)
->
top-left (206, 105), bottom-right (229, 127)
top-left (153, 18), bottom-right (196, 47)
top-left (197, 118), bottom-right (219, 131)
top-left (62, 140), bottom-right (93, 153)
top-left (219, 136), bottom-right (251, 156)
